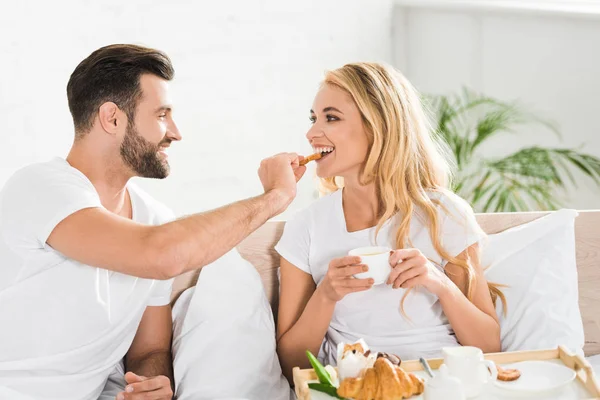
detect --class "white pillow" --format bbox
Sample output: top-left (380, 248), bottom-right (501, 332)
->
top-left (481, 209), bottom-right (584, 353)
top-left (171, 249), bottom-right (291, 400)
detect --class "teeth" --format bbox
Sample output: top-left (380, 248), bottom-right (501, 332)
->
top-left (314, 146), bottom-right (334, 154)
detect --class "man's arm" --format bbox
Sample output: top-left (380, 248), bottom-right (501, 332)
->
top-left (46, 153), bottom-right (305, 280)
top-left (119, 305), bottom-right (174, 400)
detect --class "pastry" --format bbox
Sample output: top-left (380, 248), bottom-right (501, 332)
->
top-left (299, 152), bottom-right (322, 166)
top-left (338, 357), bottom-right (424, 400)
top-left (377, 352), bottom-right (401, 366)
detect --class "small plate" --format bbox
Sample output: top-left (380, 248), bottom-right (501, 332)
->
top-left (494, 361), bottom-right (576, 395)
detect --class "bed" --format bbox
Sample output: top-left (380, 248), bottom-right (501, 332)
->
top-left (170, 210), bottom-right (600, 363)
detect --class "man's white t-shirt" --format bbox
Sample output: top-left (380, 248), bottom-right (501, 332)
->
top-left (275, 189), bottom-right (485, 365)
top-left (0, 157), bottom-right (175, 400)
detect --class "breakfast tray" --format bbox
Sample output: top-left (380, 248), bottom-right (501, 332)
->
top-left (293, 346), bottom-right (600, 399)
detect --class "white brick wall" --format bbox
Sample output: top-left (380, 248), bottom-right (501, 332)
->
top-left (0, 0), bottom-right (394, 219)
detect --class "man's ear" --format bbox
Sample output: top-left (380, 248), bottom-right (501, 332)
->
top-left (98, 102), bottom-right (123, 134)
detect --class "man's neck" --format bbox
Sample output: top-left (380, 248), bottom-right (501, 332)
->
top-left (66, 145), bottom-right (133, 218)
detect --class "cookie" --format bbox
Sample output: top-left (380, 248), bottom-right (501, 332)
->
top-left (496, 365), bottom-right (521, 382)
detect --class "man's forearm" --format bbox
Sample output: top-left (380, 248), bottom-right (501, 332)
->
top-left (125, 350), bottom-right (174, 391)
top-left (154, 190), bottom-right (287, 276)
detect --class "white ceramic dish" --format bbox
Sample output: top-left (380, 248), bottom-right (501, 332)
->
top-left (494, 360), bottom-right (576, 396)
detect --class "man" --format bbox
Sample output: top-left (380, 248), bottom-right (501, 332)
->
top-left (0, 44), bottom-right (305, 400)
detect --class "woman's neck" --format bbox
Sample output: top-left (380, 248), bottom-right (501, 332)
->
top-left (341, 177), bottom-right (380, 232)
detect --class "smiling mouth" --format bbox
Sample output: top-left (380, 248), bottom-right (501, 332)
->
top-left (314, 146), bottom-right (334, 162)
top-left (158, 148), bottom-right (168, 159)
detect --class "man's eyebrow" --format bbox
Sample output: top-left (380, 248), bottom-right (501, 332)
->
top-left (155, 106), bottom-right (172, 113)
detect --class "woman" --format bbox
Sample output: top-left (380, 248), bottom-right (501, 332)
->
top-left (274, 62), bottom-right (504, 382)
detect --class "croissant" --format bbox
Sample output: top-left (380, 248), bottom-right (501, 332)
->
top-left (337, 357), bottom-right (424, 400)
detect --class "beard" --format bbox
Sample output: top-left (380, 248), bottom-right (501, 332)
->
top-left (120, 123), bottom-right (171, 179)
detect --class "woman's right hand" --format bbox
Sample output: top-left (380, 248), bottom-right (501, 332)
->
top-left (317, 256), bottom-right (374, 303)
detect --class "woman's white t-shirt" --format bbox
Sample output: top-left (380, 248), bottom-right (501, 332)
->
top-left (275, 189), bottom-right (485, 365)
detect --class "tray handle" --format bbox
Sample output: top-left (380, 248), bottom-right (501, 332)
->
top-left (559, 345), bottom-right (600, 397)
top-left (293, 366), bottom-right (312, 400)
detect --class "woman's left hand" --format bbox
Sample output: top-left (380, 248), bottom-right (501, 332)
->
top-left (387, 249), bottom-right (449, 296)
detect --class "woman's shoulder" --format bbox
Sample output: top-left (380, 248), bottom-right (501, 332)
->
top-left (426, 189), bottom-right (476, 220)
top-left (286, 190), bottom-right (341, 224)
top-left (275, 191), bottom-right (341, 268)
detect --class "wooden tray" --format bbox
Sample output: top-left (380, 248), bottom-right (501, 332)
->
top-left (293, 346), bottom-right (600, 399)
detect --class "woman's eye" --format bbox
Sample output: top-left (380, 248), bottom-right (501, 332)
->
top-left (326, 114), bottom-right (339, 122)
top-left (309, 116), bottom-right (316, 124)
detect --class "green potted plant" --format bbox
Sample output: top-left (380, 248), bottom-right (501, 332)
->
top-left (426, 89), bottom-right (600, 212)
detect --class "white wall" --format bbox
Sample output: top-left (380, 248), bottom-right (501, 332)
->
top-left (0, 0), bottom-right (394, 219)
top-left (393, 2), bottom-right (600, 209)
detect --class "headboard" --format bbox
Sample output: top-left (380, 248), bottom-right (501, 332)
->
top-left (171, 210), bottom-right (600, 356)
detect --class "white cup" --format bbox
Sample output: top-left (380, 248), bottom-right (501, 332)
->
top-left (347, 246), bottom-right (392, 285)
top-left (424, 364), bottom-right (466, 400)
top-left (442, 346), bottom-right (497, 398)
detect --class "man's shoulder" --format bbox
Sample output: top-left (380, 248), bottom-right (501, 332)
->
top-left (2, 158), bottom-right (77, 195)
top-left (8, 158), bottom-right (64, 179)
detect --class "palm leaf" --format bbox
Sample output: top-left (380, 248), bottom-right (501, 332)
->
top-left (487, 147), bottom-right (563, 184)
top-left (469, 99), bottom-right (559, 155)
top-left (427, 89), bottom-right (560, 168)
top-left (489, 147), bottom-right (600, 185)
top-left (471, 171), bottom-right (495, 204)
top-left (552, 153), bottom-right (578, 186)
top-left (471, 105), bottom-right (525, 151)
top-left (474, 177), bottom-right (560, 212)
top-left (553, 149), bottom-right (600, 180)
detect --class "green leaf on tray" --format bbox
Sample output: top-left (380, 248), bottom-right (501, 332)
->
top-left (308, 382), bottom-right (345, 399)
top-left (306, 350), bottom-right (334, 386)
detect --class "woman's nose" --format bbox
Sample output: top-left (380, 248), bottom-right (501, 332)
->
top-left (306, 124), bottom-right (323, 142)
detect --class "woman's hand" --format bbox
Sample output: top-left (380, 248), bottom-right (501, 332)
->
top-left (387, 249), bottom-right (450, 296)
top-left (317, 256), bottom-right (374, 303)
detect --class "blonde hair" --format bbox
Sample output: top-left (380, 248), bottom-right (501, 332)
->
top-left (319, 62), bottom-right (505, 309)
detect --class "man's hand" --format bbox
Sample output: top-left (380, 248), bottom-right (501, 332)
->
top-left (258, 152), bottom-right (306, 215)
top-left (122, 306), bottom-right (174, 399)
top-left (116, 372), bottom-right (173, 400)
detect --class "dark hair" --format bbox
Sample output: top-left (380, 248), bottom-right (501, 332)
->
top-left (67, 44), bottom-right (174, 136)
